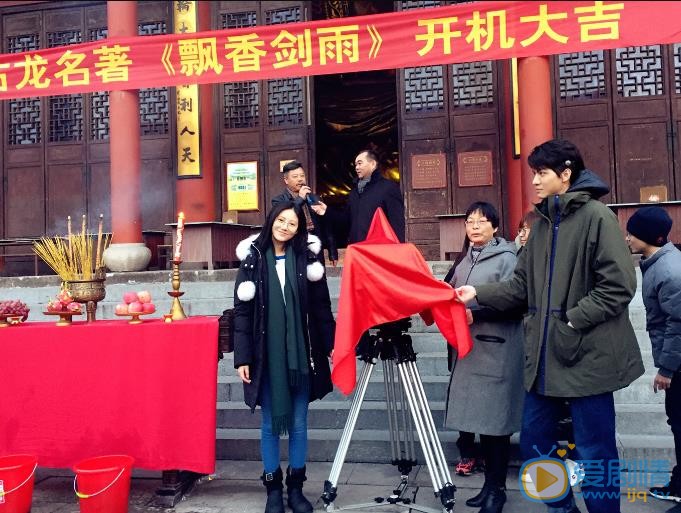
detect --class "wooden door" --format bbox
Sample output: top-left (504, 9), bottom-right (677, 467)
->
top-left (612, 45), bottom-right (674, 203)
top-left (216, 1), bottom-right (312, 226)
top-left (554, 50), bottom-right (615, 202)
top-left (0, 1), bottom-right (172, 242)
top-left (556, 44), bottom-right (681, 203)
top-left (670, 43), bottom-right (681, 199)
top-left (397, 0), bottom-right (506, 259)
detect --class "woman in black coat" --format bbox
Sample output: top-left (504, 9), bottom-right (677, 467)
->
top-left (233, 201), bottom-right (335, 513)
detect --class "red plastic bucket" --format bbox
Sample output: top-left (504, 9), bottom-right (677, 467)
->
top-left (0, 454), bottom-right (38, 513)
top-left (73, 455), bottom-right (134, 513)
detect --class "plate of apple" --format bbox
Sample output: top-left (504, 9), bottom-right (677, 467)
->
top-left (43, 290), bottom-right (83, 326)
top-left (115, 291), bottom-right (156, 324)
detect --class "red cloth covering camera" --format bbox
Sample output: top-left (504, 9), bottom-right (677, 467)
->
top-left (331, 209), bottom-right (473, 395)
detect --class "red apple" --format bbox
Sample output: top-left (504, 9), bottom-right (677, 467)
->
top-left (67, 302), bottom-right (81, 313)
top-left (57, 289), bottom-right (73, 304)
top-left (123, 292), bottom-right (139, 304)
top-left (142, 302), bottom-right (156, 314)
top-left (115, 303), bottom-right (129, 315)
top-left (128, 301), bottom-right (143, 314)
top-left (47, 299), bottom-right (64, 313)
top-left (137, 290), bottom-right (152, 304)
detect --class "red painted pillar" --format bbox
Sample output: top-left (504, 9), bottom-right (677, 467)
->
top-left (517, 56), bottom-right (554, 212)
top-left (502, 60), bottom-right (523, 237)
top-left (108, 0), bottom-right (142, 243)
top-left (176, 0), bottom-right (217, 222)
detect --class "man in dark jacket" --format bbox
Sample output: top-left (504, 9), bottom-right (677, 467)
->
top-left (272, 160), bottom-right (338, 265)
top-left (626, 206), bottom-right (681, 502)
top-left (347, 150), bottom-right (405, 243)
top-left (456, 139), bottom-right (644, 513)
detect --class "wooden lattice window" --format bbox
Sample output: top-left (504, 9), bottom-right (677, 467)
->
top-left (47, 30), bottom-right (84, 142)
top-left (268, 78), bottom-right (304, 125)
top-left (674, 43), bottom-right (681, 95)
top-left (222, 11), bottom-right (259, 129)
top-left (558, 51), bottom-right (606, 101)
top-left (616, 45), bottom-right (664, 97)
top-left (89, 28), bottom-right (109, 140)
top-left (404, 66), bottom-right (444, 113)
top-left (139, 21), bottom-right (169, 136)
top-left (7, 34), bottom-right (41, 145)
top-left (451, 61), bottom-right (494, 108)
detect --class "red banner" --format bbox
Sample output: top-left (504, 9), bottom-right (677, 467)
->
top-left (1, 1), bottom-right (680, 100)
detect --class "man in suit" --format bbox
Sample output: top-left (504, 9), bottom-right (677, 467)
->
top-left (271, 160), bottom-right (338, 265)
top-left (347, 149), bottom-right (405, 243)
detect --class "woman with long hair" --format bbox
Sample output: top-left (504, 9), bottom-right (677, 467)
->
top-left (233, 201), bottom-right (335, 513)
top-left (443, 201), bottom-right (524, 513)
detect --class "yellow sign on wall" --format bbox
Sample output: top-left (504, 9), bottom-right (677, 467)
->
top-left (174, 1), bottom-right (201, 177)
top-left (227, 161), bottom-right (259, 211)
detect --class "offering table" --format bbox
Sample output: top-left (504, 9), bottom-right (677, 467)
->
top-left (0, 316), bottom-right (218, 506)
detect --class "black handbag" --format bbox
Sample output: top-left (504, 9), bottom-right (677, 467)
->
top-left (218, 308), bottom-right (235, 357)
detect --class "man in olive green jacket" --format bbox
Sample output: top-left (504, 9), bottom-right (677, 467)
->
top-left (456, 140), bottom-right (644, 513)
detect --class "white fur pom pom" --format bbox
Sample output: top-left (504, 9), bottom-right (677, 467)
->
top-left (306, 261), bottom-right (324, 282)
top-left (307, 233), bottom-right (321, 255)
top-left (237, 280), bottom-right (256, 301)
top-left (236, 234), bottom-right (258, 261)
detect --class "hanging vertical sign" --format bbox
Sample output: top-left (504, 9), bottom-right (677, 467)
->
top-left (174, 0), bottom-right (201, 177)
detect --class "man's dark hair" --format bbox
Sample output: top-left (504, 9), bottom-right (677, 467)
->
top-left (528, 139), bottom-right (585, 184)
top-left (358, 149), bottom-right (380, 167)
top-left (282, 160), bottom-right (304, 175)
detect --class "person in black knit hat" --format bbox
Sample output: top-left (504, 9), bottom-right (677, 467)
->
top-left (626, 206), bottom-right (681, 503)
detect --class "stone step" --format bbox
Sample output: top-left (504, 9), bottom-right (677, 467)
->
top-left (218, 400), bottom-right (669, 435)
top-left (215, 429), bottom-right (673, 464)
top-left (219, 374), bottom-right (452, 403)
top-left (217, 400), bottom-right (448, 430)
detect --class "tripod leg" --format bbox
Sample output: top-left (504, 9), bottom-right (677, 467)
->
top-left (401, 361), bottom-right (456, 511)
top-left (383, 359), bottom-right (399, 463)
top-left (396, 362), bottom-right (443, 491)
top-left (406, 361), bottom-right (454, 484)
top-left (397, 365), bottom-right (416, 464)
top-left (322, 358), bottom-right (375, 507)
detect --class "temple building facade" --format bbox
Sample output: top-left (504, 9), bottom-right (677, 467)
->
top-left (1, 0), bottom-right (681, 270)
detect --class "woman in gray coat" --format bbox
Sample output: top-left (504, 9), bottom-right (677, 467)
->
top-left (443, 202), bottom-right (524, 513)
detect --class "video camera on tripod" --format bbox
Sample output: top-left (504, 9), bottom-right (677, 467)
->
top-left (322, 318), bottom-right (456, 513)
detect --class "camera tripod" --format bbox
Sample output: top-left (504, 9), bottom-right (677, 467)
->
top-left (320, 321), bottom-right (456, 513)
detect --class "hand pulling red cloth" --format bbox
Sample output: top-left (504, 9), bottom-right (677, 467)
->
top-left (331, 209), bottom-right (473, 395)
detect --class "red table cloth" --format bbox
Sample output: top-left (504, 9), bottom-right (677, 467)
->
top-left (0, 317), bottom-right (218, 473)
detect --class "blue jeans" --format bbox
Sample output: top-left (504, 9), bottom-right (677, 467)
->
top-left (521, 390), bottom-right (620, 513)
top-left (260, 377), bottom-right (310, 473)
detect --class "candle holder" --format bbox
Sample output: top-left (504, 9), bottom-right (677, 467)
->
top-left (168, 259), bottom-right (187, 320)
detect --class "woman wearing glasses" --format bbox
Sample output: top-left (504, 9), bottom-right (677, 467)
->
top-left (442, 201), bottom-right (524, 513)
top-left (233, 201), bottom-right (335, 513)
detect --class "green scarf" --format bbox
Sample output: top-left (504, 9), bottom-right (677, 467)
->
top-left (265, 246), bottom-right (309, 435)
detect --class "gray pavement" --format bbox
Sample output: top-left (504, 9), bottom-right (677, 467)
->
top-left (29, 460), bottom-right (681, 513)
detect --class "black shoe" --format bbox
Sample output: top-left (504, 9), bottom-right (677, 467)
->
top-left (262, 468), bottom-right (285, 513)
top-left (479, 486), bottom-right (506, 513)
top-left (466, 482), bottom-right (491, 507)
top-left (649, 484), bottom-right (681, 502)
top-left (286, 466), bottom-right (314, 513)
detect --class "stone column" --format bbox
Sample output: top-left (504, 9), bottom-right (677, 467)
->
top-left (517, 56), bottom-right (554, 212)
top-left (102, 0), bottom-right (151, 272)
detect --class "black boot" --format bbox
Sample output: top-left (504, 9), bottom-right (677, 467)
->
top-left (466, 481), bottom-right (491, 507)
top-left (479, 486), bottom-right (506, 513)
top-left (286, 466), bottom-right (314, 513)
top-left (261, 467), bottom-right (284, 513)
